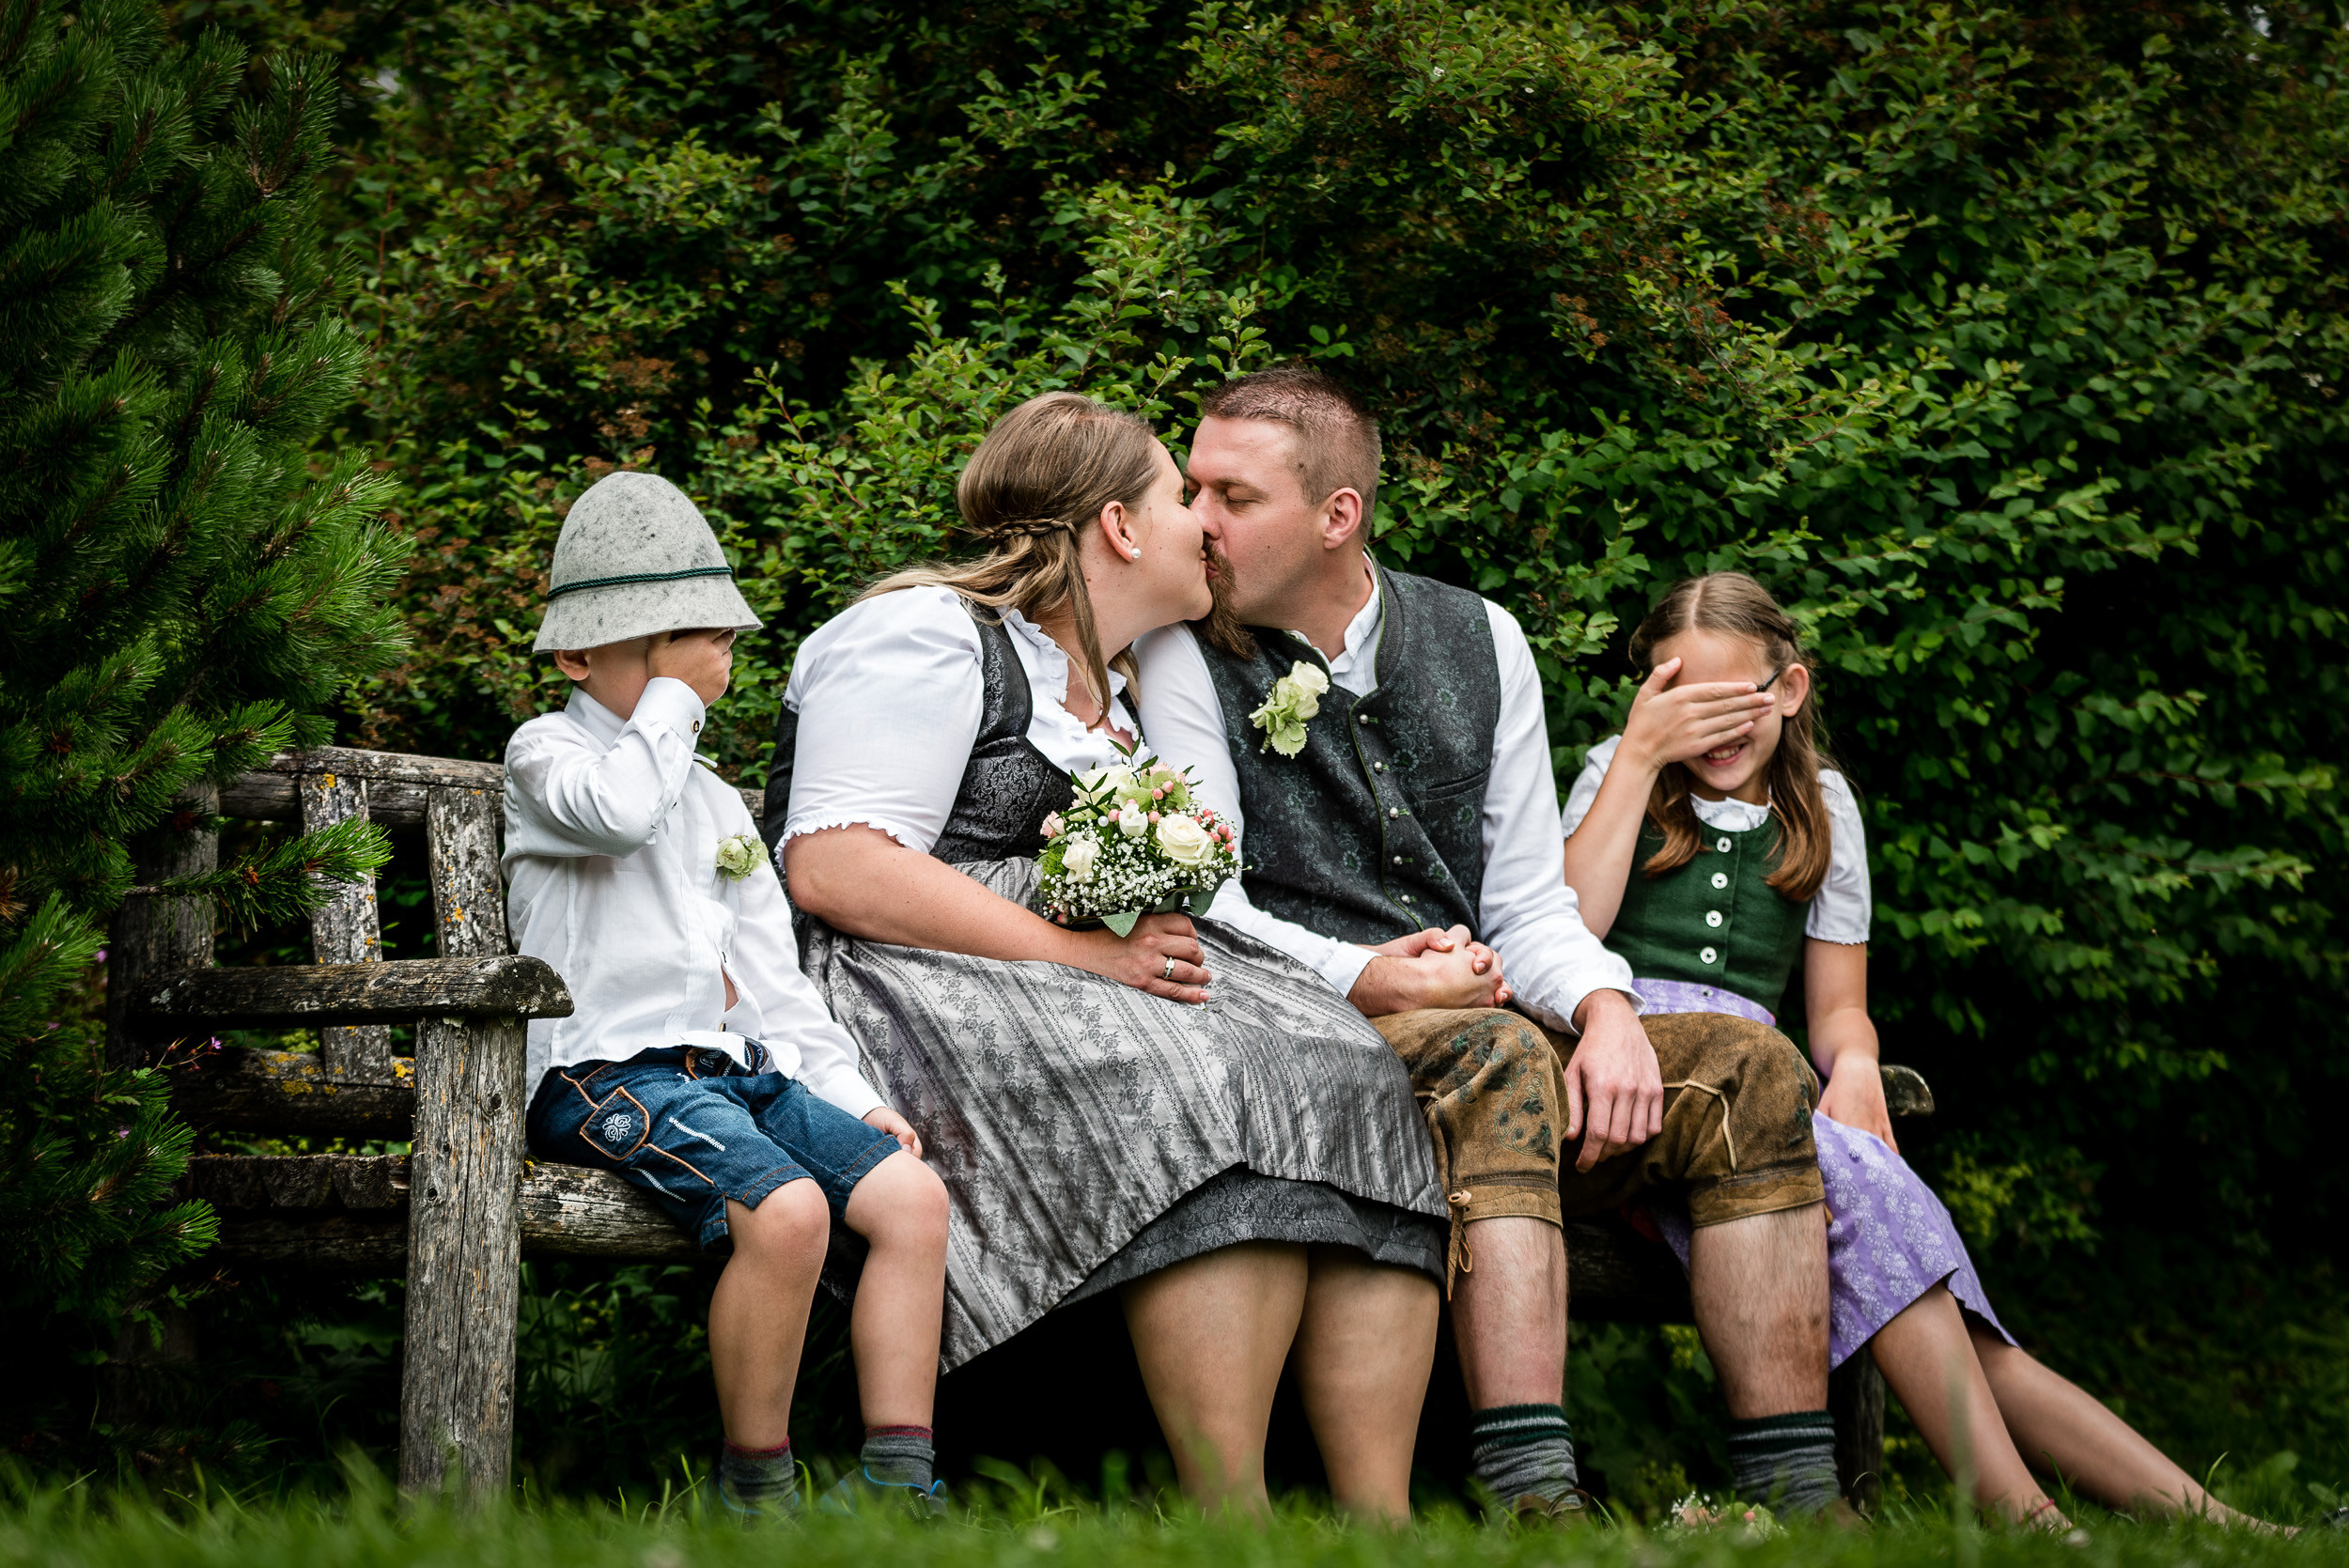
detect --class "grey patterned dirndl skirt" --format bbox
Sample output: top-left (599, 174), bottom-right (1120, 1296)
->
top-left (798, 858), bottom-right (1449, 1371)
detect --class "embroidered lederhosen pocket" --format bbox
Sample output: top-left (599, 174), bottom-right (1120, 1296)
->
top-left (579, 1088), bottom-right (652, 1159)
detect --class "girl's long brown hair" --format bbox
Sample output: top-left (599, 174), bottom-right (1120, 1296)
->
top-left (860, 392), bottom-right (1159, 722)
top-left (1626, 573), bottom-right (1835, 902)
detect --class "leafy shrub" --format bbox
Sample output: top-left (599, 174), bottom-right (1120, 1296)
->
top-left (151, 0), bottom-right (2349, 1495)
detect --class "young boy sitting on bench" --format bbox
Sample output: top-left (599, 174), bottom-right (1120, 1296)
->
top-left (503, 470), bottom-right (950, 1517)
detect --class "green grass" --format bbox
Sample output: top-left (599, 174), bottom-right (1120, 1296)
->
top-left (0, 1463), bottom-right (2341, 1568)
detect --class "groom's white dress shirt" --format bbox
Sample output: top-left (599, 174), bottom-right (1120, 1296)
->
top-left (1132, 573), bottom-right (1638, 1034)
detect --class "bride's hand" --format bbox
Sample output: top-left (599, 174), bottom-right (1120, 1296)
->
top-left (1065, 913), bottom-right (1212, 1004)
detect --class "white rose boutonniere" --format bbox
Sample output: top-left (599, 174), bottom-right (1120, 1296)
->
top-left (1249, 660), bottom-right (1331, 757)
top-left (714, 833), bottom-right (764, 881)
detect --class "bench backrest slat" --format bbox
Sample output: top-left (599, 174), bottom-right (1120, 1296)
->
top-left (302, 771), bottom-right (395, 1082)
top-left (428, 786), bottom-right (511, 961)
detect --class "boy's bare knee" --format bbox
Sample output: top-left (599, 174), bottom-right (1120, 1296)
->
top-left (850, 1150), bottom-right (950, 1250)
top-left (729, 1177), bottom-right (828, 1265)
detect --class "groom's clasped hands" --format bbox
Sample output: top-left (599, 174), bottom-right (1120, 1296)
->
top-left (1347, 924), bottom-right (1509, 1016)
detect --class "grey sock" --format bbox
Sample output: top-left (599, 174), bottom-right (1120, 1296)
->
top-left (861, 1424), bottom-right (935, 1491)
top-left (1469, 1403), bottom-right (1580, 1510)
top-left (1726, 1410), bottom-right (1840, 1516)
top-left (716, 1439), bottom-right (800, 1514)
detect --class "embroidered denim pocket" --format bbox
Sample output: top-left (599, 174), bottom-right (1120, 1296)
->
top-left (579, 1086), bottom-right (653, 1160)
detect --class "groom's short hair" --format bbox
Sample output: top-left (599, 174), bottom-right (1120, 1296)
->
top-left (1200, 365), bottom-right (1381, 524)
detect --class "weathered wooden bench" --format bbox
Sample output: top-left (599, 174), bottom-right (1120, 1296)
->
top-left (108, 745), bottom-right (1928, 1507)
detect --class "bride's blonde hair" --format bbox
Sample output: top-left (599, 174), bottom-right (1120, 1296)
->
top-left (861, 392), bottom-right (1159, 718)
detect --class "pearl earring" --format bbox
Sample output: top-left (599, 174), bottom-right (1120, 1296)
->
top-left (1128, 547), bottom-right (1142, 559)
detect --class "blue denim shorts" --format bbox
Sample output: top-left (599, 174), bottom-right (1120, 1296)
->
top-left (526, 1045), bottom-right (900, 1252)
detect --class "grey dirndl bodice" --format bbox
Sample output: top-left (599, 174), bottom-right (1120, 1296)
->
top-left (762, 602), bottom-right (1070, 865)
top-left (766, 596), bottom-right (1446, 1369)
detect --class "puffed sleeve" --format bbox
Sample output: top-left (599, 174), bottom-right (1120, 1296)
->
top-left (1806, 769), bottom-right (1873, 943)
top-left (1560, 734), bottom-right (1623, 839)
top-left (778, 586), bottom-right (986, 854)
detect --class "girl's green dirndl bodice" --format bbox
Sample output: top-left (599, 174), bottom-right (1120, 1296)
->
top-left (1609, 815), bottom-right (1808, 1021)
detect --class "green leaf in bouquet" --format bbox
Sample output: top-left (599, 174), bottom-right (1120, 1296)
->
top-left (1186, 887), bottom-right (1218, 918)
top-left (1103, 908), bottom-right (1143, 939)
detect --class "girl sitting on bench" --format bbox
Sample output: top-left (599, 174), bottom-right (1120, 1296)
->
top-left (1563, 571), bottom-right (2267, 1530)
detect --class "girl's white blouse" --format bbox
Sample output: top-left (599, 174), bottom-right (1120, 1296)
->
top-left (1563, 734), bottom-right (1873, 945)
top-left (779, 585), bottom-right (1140, 854)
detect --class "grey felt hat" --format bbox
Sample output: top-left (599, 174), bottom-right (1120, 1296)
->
top-left (533, 472), bottom-right (762, 653)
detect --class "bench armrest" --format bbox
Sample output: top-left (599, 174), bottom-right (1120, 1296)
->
top-left (1882, 1063), bottom-right (1935, 1117)
top-left (136, 956), bottom-right (573, 1032)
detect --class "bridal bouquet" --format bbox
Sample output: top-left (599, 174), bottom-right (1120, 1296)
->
top-left (1036, 752), bottom-right (1240, 937)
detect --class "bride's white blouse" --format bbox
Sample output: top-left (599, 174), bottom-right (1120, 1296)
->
top-left (779, 585), bottom-right (1140, 854)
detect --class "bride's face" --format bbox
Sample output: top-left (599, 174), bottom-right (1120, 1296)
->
top-left (1124, 439), bottom-right (1214, 625)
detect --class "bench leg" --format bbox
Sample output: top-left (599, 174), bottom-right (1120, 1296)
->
top-left (399, 1015), bottom-right (524, 1497)
top-left (1828, 1352), bottom-right (1886, 1514)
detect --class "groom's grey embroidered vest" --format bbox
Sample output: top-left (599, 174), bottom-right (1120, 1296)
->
top-left (763, 598), bottom-right (1072, 863)
top-left (1199, 567), bottom-right (1501, 943)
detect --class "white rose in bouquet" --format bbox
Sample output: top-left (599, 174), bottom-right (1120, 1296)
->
top-left (1155, 813), bottom-right (1214, 869)
top-left (1114, 801), bottom-right (1149, 837)
top-left (1062, 832), bottom-right (1100, 882)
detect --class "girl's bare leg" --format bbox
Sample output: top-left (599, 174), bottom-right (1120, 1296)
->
top-left (1290, 1246), bottom-right (1440, 1524)
top-left (1969, 1325), bottom-right (2266, 1528)
top-left (1122, 1242), bottom-right (1309, 1515)
top-left (1870, 1284), bottom-right (2065, 1528)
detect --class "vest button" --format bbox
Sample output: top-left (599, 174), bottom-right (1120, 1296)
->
top-left (1392, 855), bottom-right (1404, 864)
top-left (1717, 836), bottom-right (1733, 853)
top-left (1402, 894), bottom-right (1414, 904)
top-left (1705, 910), bottom-right (1723, 928)
top-left (1700, 946), bottom-right (1718, 964)
top-left (1375, 762), bottom-right (1387, 771)
top-left (1388, 807), bottom-right (1400, 818)
top-left (1711, 872), bottom-right (1728, 889)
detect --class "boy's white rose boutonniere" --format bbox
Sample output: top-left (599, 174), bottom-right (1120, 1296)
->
top-left (1249, 660), bottom-right (1331, 757)
top-left (714, 833), bottom-right (765, 881)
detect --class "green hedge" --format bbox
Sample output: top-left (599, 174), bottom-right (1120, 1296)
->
top-left (148, 0), bottom-right (2349, 1497)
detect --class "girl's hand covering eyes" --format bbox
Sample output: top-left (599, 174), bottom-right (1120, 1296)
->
top-left (1617, 656), bottom-right (1778, 774)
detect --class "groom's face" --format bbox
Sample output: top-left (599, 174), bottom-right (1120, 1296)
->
top-left (1186, 415), bottom-right (1326, 625)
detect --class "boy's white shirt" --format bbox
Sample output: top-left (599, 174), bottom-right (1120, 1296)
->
top-left (502, 676), bottom-right (885, 1117)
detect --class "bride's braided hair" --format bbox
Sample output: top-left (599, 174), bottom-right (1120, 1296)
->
top-left (1626, 573), bottom-right (1836, 902)
top-left (859, 392), bottom-right (1159, 722)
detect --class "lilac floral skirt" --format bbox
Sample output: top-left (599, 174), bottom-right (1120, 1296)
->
top-left (1638, 986), bottom-right (2013, 1368)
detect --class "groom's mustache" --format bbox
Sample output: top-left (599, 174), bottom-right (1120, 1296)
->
top-left (1199, 542), bottom-right (1257, 659)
